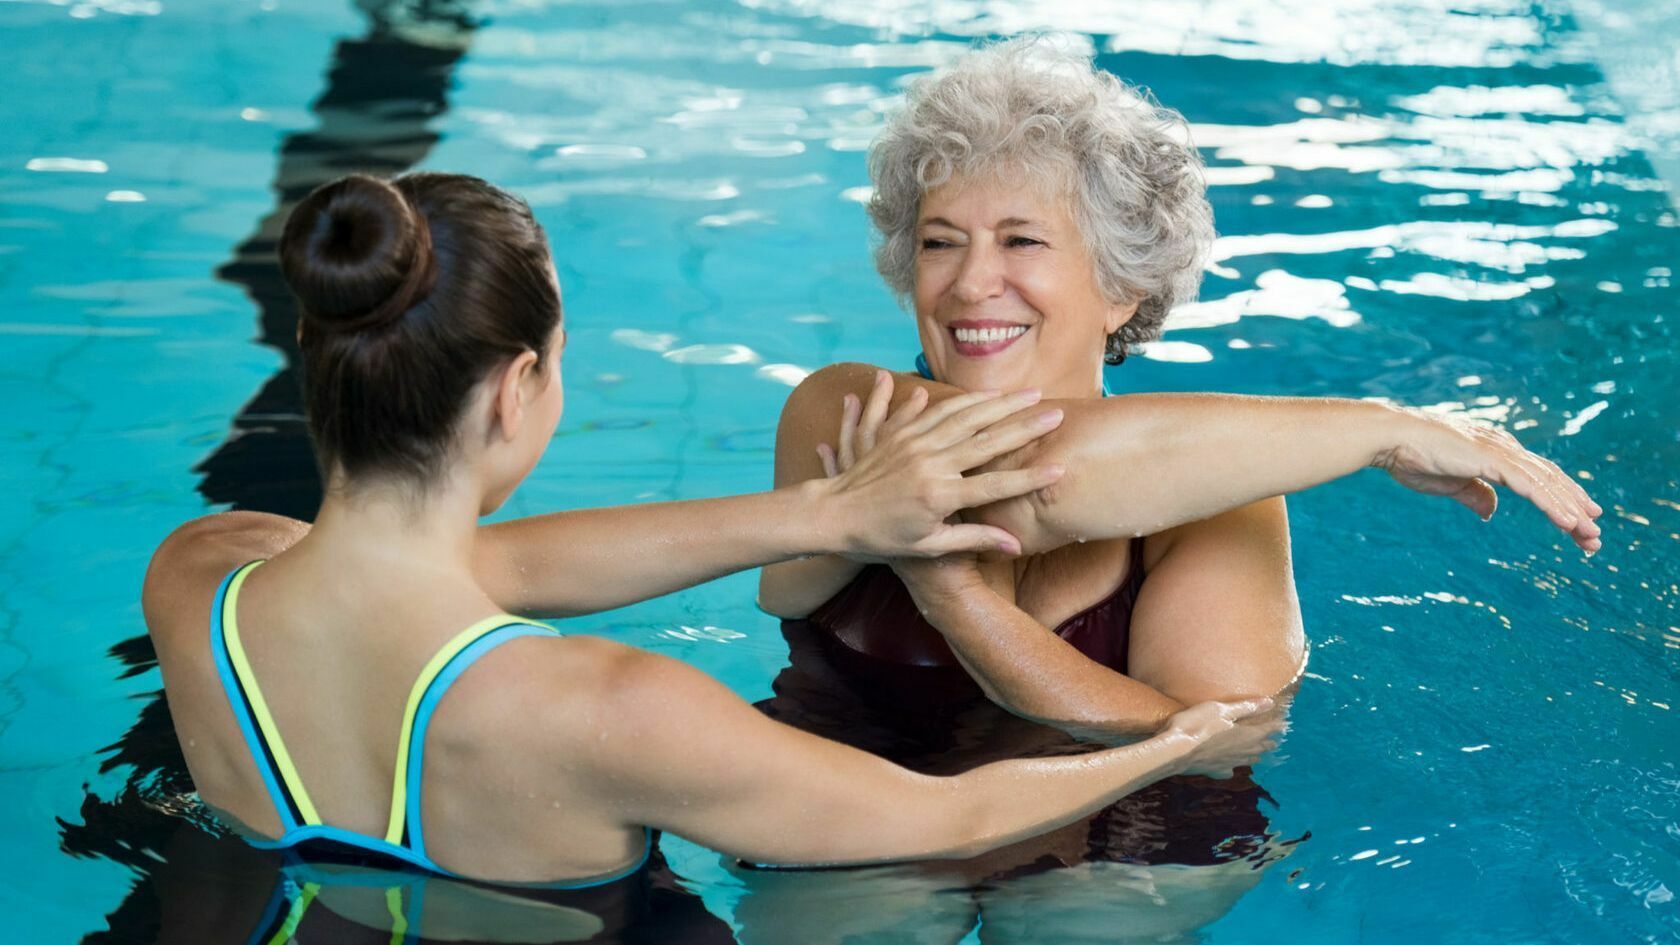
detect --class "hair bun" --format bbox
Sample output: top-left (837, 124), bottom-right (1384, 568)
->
top-left (279, 174), bottom-right (437, 334)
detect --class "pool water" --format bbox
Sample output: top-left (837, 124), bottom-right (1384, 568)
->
top-left (2, 0), bottom-right (1676, 942)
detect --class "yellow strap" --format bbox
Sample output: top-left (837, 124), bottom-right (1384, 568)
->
top-left (382, 615), bottom-right (553, 844)
top-left (223, 561), bottom-right (322, 826)
top-left (386, 885), bottom-right (408, 944)
top-left (265, 881), bottom-right (320, 945)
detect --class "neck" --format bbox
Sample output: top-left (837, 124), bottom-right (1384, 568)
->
top-left (302, 470), bottom-right (485, 577)
top-left (1035, 361), bottom-right (1107, 401)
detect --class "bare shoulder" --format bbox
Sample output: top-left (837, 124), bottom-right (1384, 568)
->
top-left (775, 362), bottom-right (940, 473)
top-left (142, 511), bottom-right (310, 644)
top-left (474, 633), bottom-right (752, 782)
top-left (780, 362), bottom-right (886, 425)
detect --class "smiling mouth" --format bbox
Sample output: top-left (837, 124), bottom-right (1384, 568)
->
top-left (949, 322), bottom-right (1030, 356)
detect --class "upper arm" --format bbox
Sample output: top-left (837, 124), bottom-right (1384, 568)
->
top-left (1126, 497), bottom-right (1306, 704)
top-left (565, 642), bottom-right (973, 867)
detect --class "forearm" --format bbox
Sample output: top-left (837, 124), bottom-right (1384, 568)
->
top-left (736, 726), bottom-right (1197, 867)
top-left (912, 581), bottom-right (1184, 737)
top-left (931, 728), bottom-right (1196, 860)
top-left (988, 395), bottom-right (1404, 553)
top-left (757, 554), bottom-right (865, 619)
top-left (477, 482), bottom-right (841, 617)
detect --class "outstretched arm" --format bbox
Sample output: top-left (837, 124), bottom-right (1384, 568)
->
top-left (985, 391), bottom-right (1601, 556)
top-left (758, 362), bottom-right (1601, 580)
top-left (565, 640), bottom-right (1272, 867)
top-left (479, 372), bottom-right (1064, 618)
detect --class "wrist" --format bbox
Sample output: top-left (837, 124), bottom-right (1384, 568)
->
top-left (795, 477), bottom-right (850, 556)
top-left (1146, 725), bottom-right (1203, 776)
top-left (899, 566), bottom-right (992, 616)
top-left (1361, 399), bottom-right (1422, 469)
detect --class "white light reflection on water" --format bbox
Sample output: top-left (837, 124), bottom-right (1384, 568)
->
top-left (738, 0), bottom-right (1568, 68)
top-left (1168, 270), bottom-right (1360, 332)
top-left (1192, 114), bottom-right (1627, 193)
top-left (1208, 218), bottom-right (1615, 273)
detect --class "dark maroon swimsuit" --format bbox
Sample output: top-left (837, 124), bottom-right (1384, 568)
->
top-left (810, 538), bottom-right (1145, 677)
top-left (755, 538), bottom-right (1289, 871)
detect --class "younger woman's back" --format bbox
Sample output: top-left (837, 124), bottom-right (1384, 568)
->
top-left (146, 513), bottom-right (650, 884)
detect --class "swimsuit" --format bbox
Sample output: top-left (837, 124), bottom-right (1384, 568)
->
top-left (208, 560), bottom-right (650, 887)
top-left (802, 357), bottom-right (1140, 705)
top-left (752, 357), bottom-right (1284, 870)
top-left (807, 537), bottom-right (1146, 683)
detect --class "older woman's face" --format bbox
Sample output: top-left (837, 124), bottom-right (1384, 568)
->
top-left (913, 172), bottom-right (1135, 399)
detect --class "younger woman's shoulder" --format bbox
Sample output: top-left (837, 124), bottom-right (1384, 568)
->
top-left (141, 512), bottom-right (309, 641)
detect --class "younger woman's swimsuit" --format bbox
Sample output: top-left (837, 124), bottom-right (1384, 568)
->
top-left (208, 560), bottom-right (650, 886)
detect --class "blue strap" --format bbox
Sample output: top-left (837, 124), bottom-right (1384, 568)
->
top-left (209, 563), bottom-right (299, 833)
top-left (913, 353), bottom-right (1114, 396)
top-left (404, 624), bottom-right (558, 865)
top-left (240, 869), bottom-right (294, 945)
top-left (404, 620), bottom-right (655, 887)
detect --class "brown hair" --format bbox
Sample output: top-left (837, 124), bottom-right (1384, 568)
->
top-left (279, 173), bottom-right (560, 485)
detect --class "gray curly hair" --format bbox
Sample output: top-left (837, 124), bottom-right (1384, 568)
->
top-left (867, 37), bottom-right (1214, 363)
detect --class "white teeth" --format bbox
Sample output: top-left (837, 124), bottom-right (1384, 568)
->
top-left (954, 325), bottom-right (1028, 344)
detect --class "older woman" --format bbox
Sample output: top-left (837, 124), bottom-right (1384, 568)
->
top-left (753, 37), bottom-right (1598, 887)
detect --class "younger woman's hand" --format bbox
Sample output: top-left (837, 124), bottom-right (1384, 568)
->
top-left (1163, 698), bottom-right (1280, 779)
top-left (1374, 407), bottom-right (1603, 554)
top-left (815, 370), bottom-right (1065, 561)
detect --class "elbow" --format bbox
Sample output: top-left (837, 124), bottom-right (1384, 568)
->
top-left (755, 567), bottom-right (812, 619)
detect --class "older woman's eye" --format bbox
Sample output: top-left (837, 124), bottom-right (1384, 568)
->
top-left (1005, 235), bottom-right (1044, 248)
top-left (920, 238), bottom-right (954, 251)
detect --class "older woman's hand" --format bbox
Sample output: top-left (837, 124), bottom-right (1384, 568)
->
top-left (1372, 405), bottom-right (1603, 554)
top-left (814, 369), bottom-right (1066, 561)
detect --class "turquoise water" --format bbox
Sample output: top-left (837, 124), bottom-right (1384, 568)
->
top-left (2, 0), bottom-right (1677, 941)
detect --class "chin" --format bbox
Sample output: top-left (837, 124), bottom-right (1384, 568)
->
top-left (942, 354), bottom-right (1027, 392)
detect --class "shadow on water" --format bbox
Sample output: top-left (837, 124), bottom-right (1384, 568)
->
top-left (62, 5), bottom-right (741, 936)
top-left (53, 3), bottom-right (518, 941)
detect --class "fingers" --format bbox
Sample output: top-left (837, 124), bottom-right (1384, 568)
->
top-left (880, 385), bottom-right (930, 440)
top-left (836, 393), bottom-right (861, 471)
top-left (941, 406), bottom-right (1065, 472)
top-left (1513, 452), bottom-right (1599, 545)
top-left (1488, 450), bottom-right (1600, 552)
top-left (919, 388), bottom-right (1048, 451)
top-left (951, 465), bottom-right (1066, 509)
top-left (816, 443), bottom-right (839, 479)
top-left (1468, 424), bottom-right (1603, 553)
top-left (856, 370), bottom-right (893, 458)
top-left (897, 388), bottom-right (1012, 440)
top-left (1520, 451), bottom-right (1602, 550)
top-left (916, 523), bottom-right (1023, 557)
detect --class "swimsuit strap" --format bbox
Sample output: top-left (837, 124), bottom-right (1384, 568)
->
top-left (213, 560), bottom-right (317, 830)
top-left (914, 353), bottom-right (1115, 396)
top-left (210, 565), bottom-right (649, 886)
top-left (390, 619), bottom-right (558, 860)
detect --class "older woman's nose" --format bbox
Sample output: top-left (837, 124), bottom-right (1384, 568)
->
top-left (952, 242), bottom-right (1007, 304)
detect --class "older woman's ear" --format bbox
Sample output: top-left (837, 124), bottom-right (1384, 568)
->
top-left (1104, 300), bottom-right (1140, 337)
